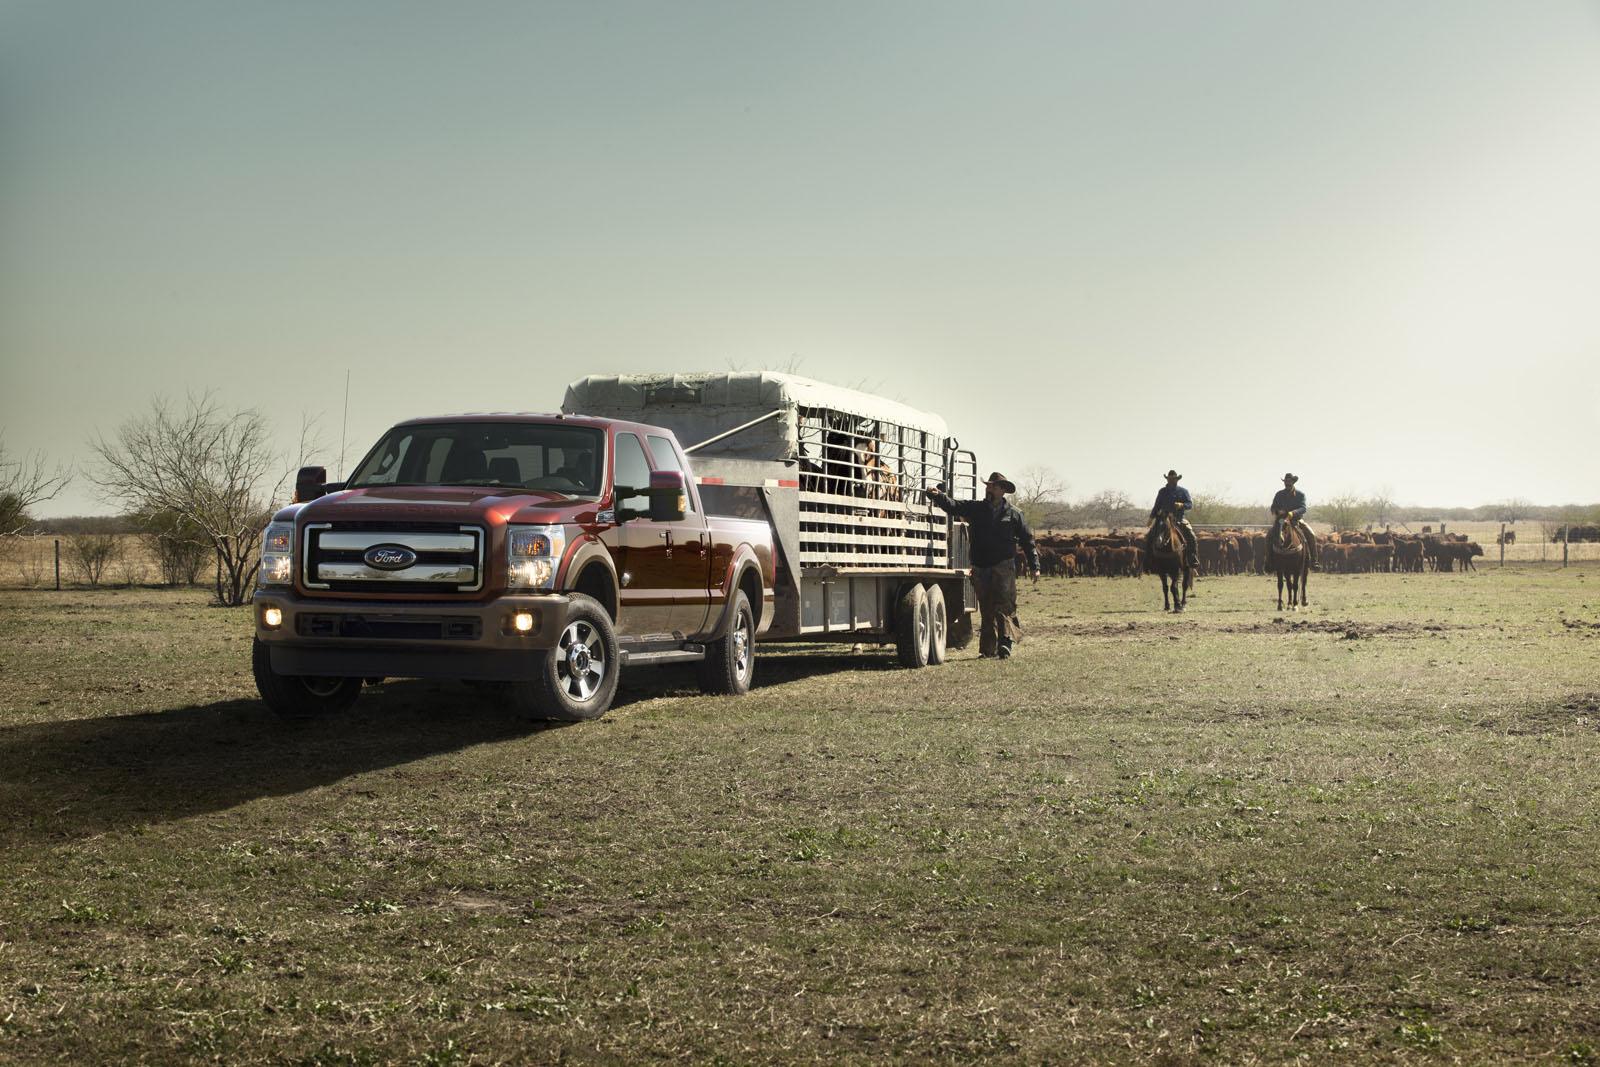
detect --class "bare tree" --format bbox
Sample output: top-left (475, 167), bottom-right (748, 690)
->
top-left (88, 395), bottom-right (307, 606)
top-left (1496, 497), bottom-right (1533, 525)
top-left (0, 437), bottom-right (73, 535)
top-left (1366, 486), bottom-right (1397, 528)
top-left (1083, 489), bottom-right (1137, 531)
top-left (1188, 492), bottom-right (1252, 527)
top-left (1321, 493), bottom-right (1370, 532)
top-left (1014, 466), bottom-right (1069, 530)
top-left (66, 531), bottom-right (121, 587)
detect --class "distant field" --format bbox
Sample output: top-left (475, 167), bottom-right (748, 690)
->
top-left (3, 567), bottom-right (1599, 1063)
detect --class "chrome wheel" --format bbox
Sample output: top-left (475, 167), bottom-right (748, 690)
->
top-left (916, 599), bottom-right (929, 652)
top-left (301, 676), bottom-right (346, 698)
top-left (557, 619), bottom-right (606, 702)
top-left (732, 606), bottom-right (752, 681)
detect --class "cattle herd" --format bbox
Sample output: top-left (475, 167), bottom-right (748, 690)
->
top-left (1030, 529), bottom-right (1487, 578)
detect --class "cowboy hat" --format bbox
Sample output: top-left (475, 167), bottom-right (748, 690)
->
top-left (984, 472), bottom-right (1017, 494)
top-left (1282, 473), bottom-right (1298, 483)
top-left (1164, 470), bottom-right (1182, 480)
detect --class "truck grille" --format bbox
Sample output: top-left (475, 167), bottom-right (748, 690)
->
top-left (302, 523), bottom-right (486, 593)
top-left (296, 613), bottom-right (482, 641)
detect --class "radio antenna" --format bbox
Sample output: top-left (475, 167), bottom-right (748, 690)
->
top-left (338, 368), bottom-right (351, 475)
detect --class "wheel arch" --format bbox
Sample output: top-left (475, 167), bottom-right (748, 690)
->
top-left (562, 539), bottom-right (619, 621)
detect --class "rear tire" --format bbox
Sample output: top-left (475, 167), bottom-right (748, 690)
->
top-left (895, 583), bottom-right (931, 669)
top-left (925, 584), bottom-right (949, 665)
top-left (699, 588), bottom-right (756, 695)
top-left (504, 594), bottom-right (619, 721)
top-left (252, 638), bottom-right (362, 722)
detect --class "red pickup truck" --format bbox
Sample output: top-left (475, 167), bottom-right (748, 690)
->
top-left (252, 414), bottom-right (775, 722)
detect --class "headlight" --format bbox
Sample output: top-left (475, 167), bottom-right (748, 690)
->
top-left (507, 524), bottom-right (565, 591)
top-left (258, 521), bottom-right (295, 586)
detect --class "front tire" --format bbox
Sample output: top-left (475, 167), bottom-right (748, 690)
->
top-left (925, 584), bottom-right (949, 665)
top-left (699, 588), bottom-right (756, 695)
top-left (252, 638), bottom-right (362, 722)
top-left (895, 583), bottom-right (931, 669)
top-left (505, 594), bottom-right (620, 721)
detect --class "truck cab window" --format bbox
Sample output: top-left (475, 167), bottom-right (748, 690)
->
top-left (356, 434), bottom-right (414, 484)
top-left (613, 433), bottom-right (650, 512)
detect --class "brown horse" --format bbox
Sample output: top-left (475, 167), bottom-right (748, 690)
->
top-left (1146, 512), bottom-right (1193, 612)
top-left (1267, 513), bottom-right (1310, 611)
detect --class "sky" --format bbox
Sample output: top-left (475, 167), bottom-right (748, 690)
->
top-left (3, 0), bottom-right (1598, 517)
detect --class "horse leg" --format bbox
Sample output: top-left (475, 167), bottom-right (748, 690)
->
top-left (1300, 562), bottom-right (1310, 607)
top-left (1277, 570), bottom-right (1284, 611)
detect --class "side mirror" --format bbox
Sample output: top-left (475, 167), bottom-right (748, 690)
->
top-left (647, 471), bottom-right (688, 523)
top-left (294, 466), bottom-right (328, 503)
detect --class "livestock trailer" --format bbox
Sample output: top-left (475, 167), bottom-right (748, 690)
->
top-left (563, 372), bottom-right (979, 654)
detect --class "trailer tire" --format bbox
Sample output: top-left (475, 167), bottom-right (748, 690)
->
top-left (504, 594), bottom-right (620, 721)
top-left (252, 638), bottom-right (362, 722)
top-left (925, 584), bottom-right (949, 665)
top-left (895, 583), bottom-right (931, 669)
top-left (947, 610), bottom-right (975, 651)
top-left (699, 588), bottom-right (756, 696)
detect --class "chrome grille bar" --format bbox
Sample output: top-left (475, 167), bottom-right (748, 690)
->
top-left (318, 531), bottom-right (477, 553)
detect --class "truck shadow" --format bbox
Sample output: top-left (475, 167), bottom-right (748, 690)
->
top-left (4, 650), bottom-right (909, 845)
top-left (0, 680), bottom-right (584, 846)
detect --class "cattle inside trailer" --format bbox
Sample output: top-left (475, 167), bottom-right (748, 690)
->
top-left (563, 373), bottom-right (980, 663)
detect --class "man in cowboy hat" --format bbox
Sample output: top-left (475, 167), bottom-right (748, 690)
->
top-left (1145, 469), bottom-right (1199, 570)
top-left (1270, 473), bottom-right (1318, 565)
top-left (928, 472), bottom-right (1038, 659)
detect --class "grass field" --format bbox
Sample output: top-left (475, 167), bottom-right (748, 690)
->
top-left (3, 567), bottom-right (1600, 1063)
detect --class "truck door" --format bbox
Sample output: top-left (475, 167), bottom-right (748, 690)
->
top-left (646, 434), bottom-right (714, 637)
top-left (611, 432), bottom-right (676, 636)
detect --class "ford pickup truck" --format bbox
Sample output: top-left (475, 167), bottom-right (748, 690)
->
top-left (252, 414), bottom-right (775, 722)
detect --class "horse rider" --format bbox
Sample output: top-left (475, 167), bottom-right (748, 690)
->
top-left (1270, 473), bottom-right (1318, 566)
top-left (1146, 469), bottom-right (1199, 570)
top-left (928, 472), bottom-right (1039, 660)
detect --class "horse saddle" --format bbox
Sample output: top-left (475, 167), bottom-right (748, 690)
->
top-left (1273, 521), bottom-right (1307, 554)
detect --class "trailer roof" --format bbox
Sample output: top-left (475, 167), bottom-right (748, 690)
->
top-left (562, 372), bottom-right (950, 439)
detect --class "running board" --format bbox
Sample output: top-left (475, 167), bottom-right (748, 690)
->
top-left (618, 640), bottom-right (705, 667)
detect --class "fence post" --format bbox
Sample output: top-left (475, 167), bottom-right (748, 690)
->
top-left (1564, 524), bottom-right (1570, 568)
top-left (1499, 522), bottom-right (1505, 568)
top-left (54, 538), bottom-right (60, 590)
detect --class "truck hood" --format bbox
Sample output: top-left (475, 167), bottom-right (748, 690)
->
top-left (282, 485), bottom-right (602, 527)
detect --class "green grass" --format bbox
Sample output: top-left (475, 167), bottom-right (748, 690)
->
top-left (3, 567), bottom-right (1599, 1063)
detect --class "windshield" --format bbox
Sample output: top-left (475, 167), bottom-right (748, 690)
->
top-left (348, 422), bottom-right (605, 495)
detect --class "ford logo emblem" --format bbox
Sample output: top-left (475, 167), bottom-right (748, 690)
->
top-left (364, 545), bottom-right (417, 570)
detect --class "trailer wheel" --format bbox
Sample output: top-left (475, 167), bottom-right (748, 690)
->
top-left (504, 594), bottom-right (620, 721)
top-left (925, 584), bottom-right (949, 665)
top-left (700, 588), bottom-right (756, 696)
top-left (252, 638), bottom-right (362, 722)
top-left (895, 583), bottom-right (931, 668)
top-left (947, 610), bottom-right (975, 651)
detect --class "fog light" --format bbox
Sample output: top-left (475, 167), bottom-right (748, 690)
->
top-left (262, 606), bottom-right (284, 629)
top-left (512, 611), bottom-right (535, 633)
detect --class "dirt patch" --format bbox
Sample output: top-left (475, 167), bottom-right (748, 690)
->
top-left (1220, 619), bottom-right (1453, 639)
top-left (1560, 618), bottom-right (1600, 633)
top-left (1485, 694), bottom-right (1600, 736)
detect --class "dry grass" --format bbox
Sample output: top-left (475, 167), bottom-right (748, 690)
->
top-left (2, 566), bottom-right (1599, 1063)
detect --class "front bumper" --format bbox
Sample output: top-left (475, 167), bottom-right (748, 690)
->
top-left (253, 591), bottom-right (573, 681)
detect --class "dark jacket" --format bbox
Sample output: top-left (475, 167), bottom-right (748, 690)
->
top-left (933, 493), bottom-right (1038, 571)
top-left (1150, 484), bottom-right (1192, 519)
top-left (1271, 487), bottom-right (1307, 520)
